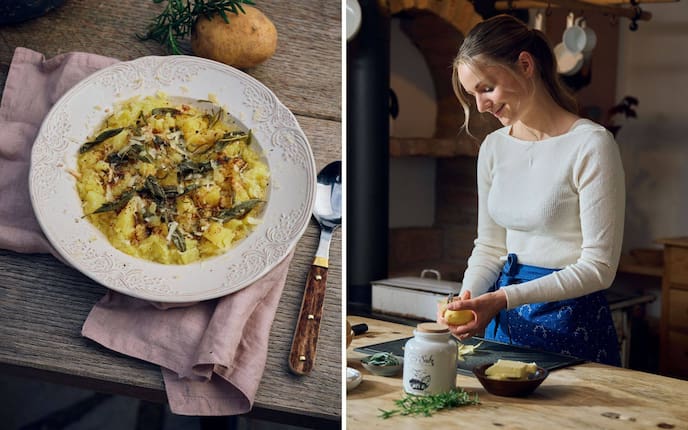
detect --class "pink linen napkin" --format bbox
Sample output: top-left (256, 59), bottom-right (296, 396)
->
top-left (0, 47), bottom-right (292, 415)
top-left (0, 47), bottom-right (117, 256)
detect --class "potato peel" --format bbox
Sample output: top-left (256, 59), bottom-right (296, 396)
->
top-left (457, 341), bottom-right (483, 361)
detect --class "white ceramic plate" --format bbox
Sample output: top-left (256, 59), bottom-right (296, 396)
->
top-left (29, 56), bottom-right (316, 302)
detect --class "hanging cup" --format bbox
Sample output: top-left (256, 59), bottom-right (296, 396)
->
top-left (533, 10), bottom-right (546, 32)
top-left (555, 14), bottom-right (583, 76)
top-left (563, 16), bottom-right (597, 55)
top-left (579, 18), bottom-right (597, 57)
top-left (555, 42), bottom-right (584, 76)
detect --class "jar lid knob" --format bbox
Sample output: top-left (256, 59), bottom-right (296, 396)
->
top-left (416, 322), bottom-right (450, 333)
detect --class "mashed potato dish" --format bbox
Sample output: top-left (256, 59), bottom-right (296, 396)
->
top-left (75, 93), bottom-right (269, 264)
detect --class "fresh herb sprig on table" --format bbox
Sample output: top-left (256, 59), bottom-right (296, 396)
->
top-left (379, 388), bottom-right (479, 419)
top-left (139, 0), bottom-right (255, 54)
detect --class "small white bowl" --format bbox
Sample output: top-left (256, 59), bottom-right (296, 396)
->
top-left (346, 0), bottom-right (362, 41)
top-left (347, 367), bottom-right (362, 391)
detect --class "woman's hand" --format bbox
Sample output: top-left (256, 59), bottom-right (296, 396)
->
top-left (437, 289), bottom-right (507, 340)
top-left (437, 290), bottom-right (471, 327)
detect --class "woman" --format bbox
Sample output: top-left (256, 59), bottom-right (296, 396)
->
top-left (438, 14), bottom-right (625, 366)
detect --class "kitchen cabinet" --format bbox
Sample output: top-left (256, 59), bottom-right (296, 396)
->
top-left (658, 237), bottom-right (688, 379)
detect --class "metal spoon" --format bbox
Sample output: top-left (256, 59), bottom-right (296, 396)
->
top-left (289, 160), bottom-right (342, 375)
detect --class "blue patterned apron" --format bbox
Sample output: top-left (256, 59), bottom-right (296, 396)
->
top-left (485, 253), bottom-right (621, 366)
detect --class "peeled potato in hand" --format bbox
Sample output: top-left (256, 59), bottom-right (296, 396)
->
top-left (445, 309), bottom-right (475, 325)
top-left (441, 302), bottom-right (475, 326)
top-left (191, 5), bottom-right (277, 69)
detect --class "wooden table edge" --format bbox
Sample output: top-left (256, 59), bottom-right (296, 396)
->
top-left (1, 362), bottom-right (342, 425)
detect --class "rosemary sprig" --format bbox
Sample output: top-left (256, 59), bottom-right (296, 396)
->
top-left (139, 0), bottom-right (256, 54)
top-left (378, 388), bottom-right (479, 419)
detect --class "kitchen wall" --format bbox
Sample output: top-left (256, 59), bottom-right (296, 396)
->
top-left (615, 2), bottom-right (688, 251)
top-left (611, 2), bottom-right (688, 323)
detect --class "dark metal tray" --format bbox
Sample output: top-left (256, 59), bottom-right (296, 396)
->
top-left (355, 336), bottom-right (585, 375)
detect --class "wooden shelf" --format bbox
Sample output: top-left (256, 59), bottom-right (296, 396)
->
top-left (618, 262), bottom-right (663, 278)
top-left (389, 136), bottom-right (480, 158)
top-left (618, 253), bottom-right (663, 277)
top-left (656, 236), bottom-right (688, 247)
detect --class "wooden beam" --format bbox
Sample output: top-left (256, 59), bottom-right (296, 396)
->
top-left (583, 0), bottom-right (678, 4)
top-left (495, 0), bottom-right (653, 21)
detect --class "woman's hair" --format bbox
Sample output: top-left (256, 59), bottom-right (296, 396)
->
top-left (452, 14), bottom-right (578, 135)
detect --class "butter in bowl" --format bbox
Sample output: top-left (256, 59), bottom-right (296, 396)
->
top-left (473, 359), bottom-right (549, 397)
top-left (361, 352), bottom-right (403, 377)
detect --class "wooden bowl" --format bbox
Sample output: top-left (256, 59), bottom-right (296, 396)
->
top-left (473, 363), bottom-right (548, 397)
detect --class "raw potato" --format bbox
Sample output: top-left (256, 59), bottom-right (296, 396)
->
top-left (191, 5), bottom-right (277, 69)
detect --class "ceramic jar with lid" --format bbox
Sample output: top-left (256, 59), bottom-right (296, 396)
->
top-left (402, 322), bottom-right (457, 395)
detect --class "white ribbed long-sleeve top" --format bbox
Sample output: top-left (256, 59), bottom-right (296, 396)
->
top-left (460, 119), bottom-right (625, 309)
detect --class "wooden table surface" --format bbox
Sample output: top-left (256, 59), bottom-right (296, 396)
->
top-left (347, 316), bottom-right (688, 429)
top-left (0, 1), bottom-right (341, 426)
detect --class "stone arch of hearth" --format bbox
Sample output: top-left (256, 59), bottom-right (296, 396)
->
top-left (384, 0), bottom-right (483, 36)
top-left (381, 0), bottom-right (498, 142)
top-left (379, 0), bottom-right (498, 281)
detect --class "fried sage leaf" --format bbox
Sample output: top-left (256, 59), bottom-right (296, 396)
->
top-left (206, 107), bottom-right (224, 129)
top-left (91, 189), bottom-right (135, 215)
top-left (178, 159), bottom-right (213, 177)
top-left (79, 128), bottom-right (125, 153)
top-left (143, 175), bottom-right (167, 202)
top-left (137, 152), bottom-right (154, 163)
top-left (170, 227), bottom-right (187, 252)
top-left (214, 129), bottom-right (251, 152)
top-left (163, 183), bottom-right (199, 199)
top-left (215, 199), bottom-right (264, 222)
top-left (150, 107), bottom-right (182, 116)
top-left (106, 143), bottom-right (147, 166)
